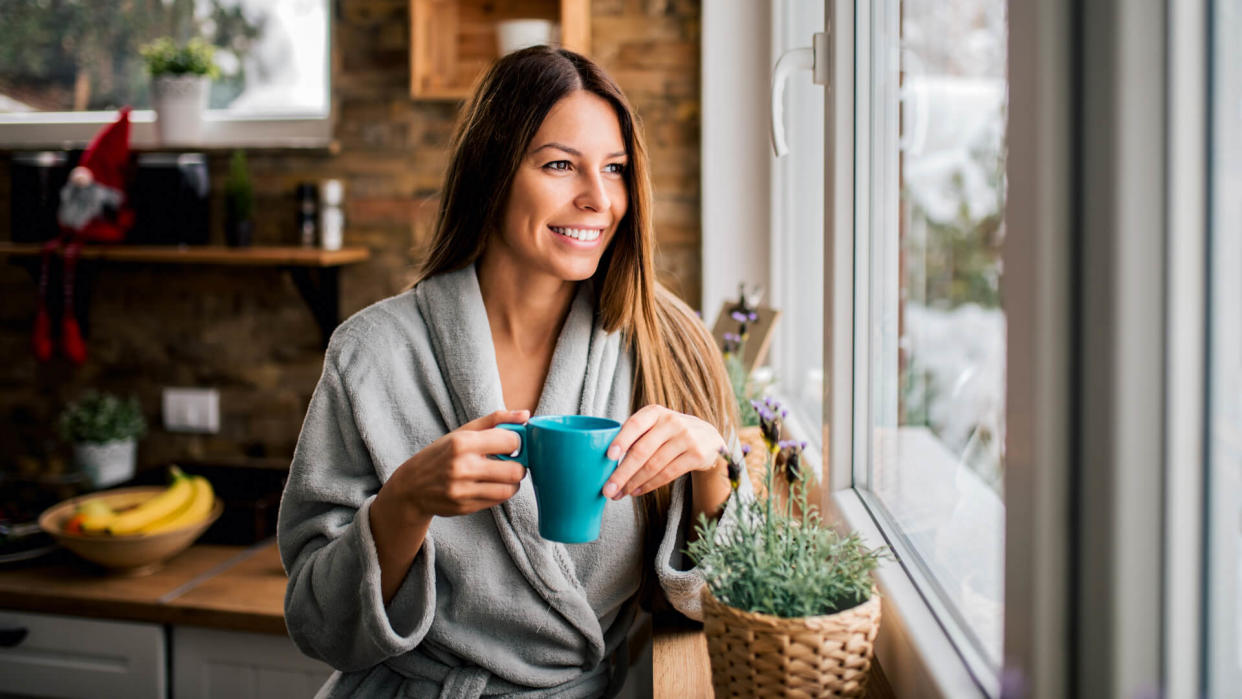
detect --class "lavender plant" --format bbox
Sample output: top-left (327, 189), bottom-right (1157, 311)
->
top-left (687, 398), bottom-right (887, 618)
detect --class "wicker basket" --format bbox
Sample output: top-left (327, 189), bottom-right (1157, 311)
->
top-left (701, 586), bottom-right (881, 698)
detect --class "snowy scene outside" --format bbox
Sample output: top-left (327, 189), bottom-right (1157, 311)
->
top-left (0, 0), bottom-right (327, 116)
top-left (867, 0), bottom-right (1007, 665)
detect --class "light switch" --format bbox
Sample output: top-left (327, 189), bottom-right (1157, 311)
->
top-left (162, 387), bottom-right (220, 434)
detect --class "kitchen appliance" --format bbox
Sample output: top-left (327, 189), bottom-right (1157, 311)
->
top-left (128, 152), bottom-right (210, 245)
top-left (9, 151), bottom-right (72, 243)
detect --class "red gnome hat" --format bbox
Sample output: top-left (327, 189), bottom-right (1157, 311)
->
top-left (33, 107), bottom-right (134, 364)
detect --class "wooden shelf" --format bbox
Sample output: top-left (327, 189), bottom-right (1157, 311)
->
top-left (409, 0), bottom-right (591, 100)
top-left (1, 243), bottom-right (371, 348)
top-left (0, 243), bottom-right (368, 267)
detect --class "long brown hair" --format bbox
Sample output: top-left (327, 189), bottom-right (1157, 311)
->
top-left (415, 46), bottom-right (738, 607)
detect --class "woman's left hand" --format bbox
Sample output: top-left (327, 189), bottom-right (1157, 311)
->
top-left (601, 405), bottom-right (725, 499)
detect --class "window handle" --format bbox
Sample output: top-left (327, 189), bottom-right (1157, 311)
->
top-left (770, 31), bottom-right (827, 157)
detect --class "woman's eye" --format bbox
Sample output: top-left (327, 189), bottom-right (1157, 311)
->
top-left (544, 160), bottom-right (572, 172)
top-left (604, 163), bottom-right (627, 175)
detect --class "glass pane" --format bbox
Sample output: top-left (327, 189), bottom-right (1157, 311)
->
top-left (865, 0), bottom-right (1007, 665)
top-left (0, 0), bottom-right (327, 116)
top-left (1208, 0), bottom-right (1242, 694)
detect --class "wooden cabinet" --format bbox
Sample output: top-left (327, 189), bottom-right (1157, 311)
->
top-left (0, 610), bottom-right (167, 699)
top-left (172, 627), bottom-right (332, 699)
top-left (409, 0), bottom-right (591, 100)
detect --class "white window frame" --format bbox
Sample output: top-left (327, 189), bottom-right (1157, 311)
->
top-left (825, 0), bottom-right (997, 694)
top-left (836, 0), bottom-right (1202, 695)
top-left (706, 0), bottom-right (1211, 696)
top-left (0, 12), bottom-right (334, 150)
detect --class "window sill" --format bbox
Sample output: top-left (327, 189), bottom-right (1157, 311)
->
top-left (831, 489), bottom-right (993, 699)
top-left (0, 110), bottom-right (333, 150)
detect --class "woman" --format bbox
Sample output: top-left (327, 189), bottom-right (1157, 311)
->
top-left (278, 46), bottom-right (744, 698)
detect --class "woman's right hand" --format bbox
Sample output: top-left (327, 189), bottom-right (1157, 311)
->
top-left (382, 409), bottom-right (529, 520)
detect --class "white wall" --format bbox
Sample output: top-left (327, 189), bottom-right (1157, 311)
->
top-left (700, 2), bottom-right (771, 322)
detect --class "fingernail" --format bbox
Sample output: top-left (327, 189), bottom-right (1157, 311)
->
top-left (603, 482), bottom-right (618, 498)
top-left (607, 446), bottom-right (620, 460)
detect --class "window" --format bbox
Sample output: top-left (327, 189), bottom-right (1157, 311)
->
top-left (0, 0), bottom-right (330, 147)
top-left (1208, 0), bottom-right (1242, 693)
top-left (854, 0), bottom-right (1007, 672)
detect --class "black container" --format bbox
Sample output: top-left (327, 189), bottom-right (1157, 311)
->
top-left (295, 182), bottom-right (317, 246)
top-left (129, 152), bottom-right (210, 245)
top-left (9, 151), bottom-right (71, 243)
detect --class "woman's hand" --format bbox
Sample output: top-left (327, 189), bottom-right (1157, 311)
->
top-left (382, 409), bottom-right (529, 520)
top-left (601, 405), bottom-right (726, 499)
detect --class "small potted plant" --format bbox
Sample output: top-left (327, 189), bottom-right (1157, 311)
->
top-left (59, 391), bottom-right (147, 489)
top-left (687, 400), bottom-right (887, 697)
top-left (225, 149), bottom-right (254, 247)
top-left (140, 37), bottom-right (220, 145)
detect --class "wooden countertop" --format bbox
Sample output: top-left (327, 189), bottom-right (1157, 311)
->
top-left (0, 541), bottom-right (285, 633)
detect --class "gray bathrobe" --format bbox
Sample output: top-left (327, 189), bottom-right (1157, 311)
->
top-left (278, 265), bottom-right (735, 698)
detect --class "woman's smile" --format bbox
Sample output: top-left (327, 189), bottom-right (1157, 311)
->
top-left (548, 224), bottom-right (605, 244)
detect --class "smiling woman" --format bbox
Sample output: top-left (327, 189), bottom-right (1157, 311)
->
top-left (277, 46), bottom-right (744, 698)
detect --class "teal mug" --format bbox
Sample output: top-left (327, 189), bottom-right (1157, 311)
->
top-left (496, 415), bottom-right (622, 543)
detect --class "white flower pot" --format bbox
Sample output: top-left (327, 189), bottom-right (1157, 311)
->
top-left (73, 439), bottom-right (137, 489)
top-left (150, 75), bottom-right (209, 146)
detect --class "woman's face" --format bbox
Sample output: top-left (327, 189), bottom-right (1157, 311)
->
top-left (494, 90), bottom-right (630, 284)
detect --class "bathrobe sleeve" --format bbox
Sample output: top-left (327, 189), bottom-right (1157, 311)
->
top-left (652, 433), bottom-right (753, 621)
top-left (277, 328), bottom-right (438, 673)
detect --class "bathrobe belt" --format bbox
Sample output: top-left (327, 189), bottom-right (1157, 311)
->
top-left (381, 649), bottom-right (615, 699)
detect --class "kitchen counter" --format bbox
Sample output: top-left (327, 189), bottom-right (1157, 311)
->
top-left (0, 540), bottom-right (715, 693)
top-left (0, 541), bottom-right (285, 634)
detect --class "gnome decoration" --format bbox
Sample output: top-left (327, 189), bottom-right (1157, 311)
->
top-left (33, 107), bottom-right (135, 364)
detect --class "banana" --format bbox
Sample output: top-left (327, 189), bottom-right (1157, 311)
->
top-left (141, 475), bottom-right (215, 534)
top-left (107, 466), bottom-right (195, 535)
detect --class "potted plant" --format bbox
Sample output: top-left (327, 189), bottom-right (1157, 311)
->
top-left (59, 391), bottom-right (147, 489)
top-left (140, 37), bottom-right (219, 145)
top-left (225, 149), bottom-right (254, 247)
top-left (687, 400), bottom-right (887, 697)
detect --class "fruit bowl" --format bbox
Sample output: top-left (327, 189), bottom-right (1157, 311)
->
top-left (38, 486), bottom-right (223, 574)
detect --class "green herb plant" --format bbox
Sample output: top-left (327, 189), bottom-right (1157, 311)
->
top-left (687, 398), bottom-right (887, 618)
top-left (139, 37), bottom-right (220, 79)
top-left (226, 149), bottom-right (255, 221)
top-left (59, 391), bottom-right (147, 445)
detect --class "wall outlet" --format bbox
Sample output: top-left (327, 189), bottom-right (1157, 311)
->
top-left (162, 387), bottom-right (220, 434)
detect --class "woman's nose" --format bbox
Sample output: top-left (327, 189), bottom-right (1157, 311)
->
top-left (575, 172), bottom-right (611, 212)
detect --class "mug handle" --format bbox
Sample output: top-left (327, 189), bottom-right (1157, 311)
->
top-left (494, 423), bottom-right (527, 467)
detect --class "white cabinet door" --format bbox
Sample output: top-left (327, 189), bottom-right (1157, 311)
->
top-left (0, 610), bottom-right (166, 699)
top-left (172, 626), bottom-right (333, 699)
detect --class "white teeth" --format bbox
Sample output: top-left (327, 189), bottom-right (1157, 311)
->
top-left (550, 226), bottom-right (601, 241)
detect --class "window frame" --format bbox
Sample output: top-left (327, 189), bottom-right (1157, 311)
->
top-left (705, 0), bottom-right (1213, 695)
top-left (824, 0), bottom-right (1001, 694)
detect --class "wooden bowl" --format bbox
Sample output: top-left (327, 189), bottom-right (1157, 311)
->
top-left (38, 486), bottom-right (223, 575)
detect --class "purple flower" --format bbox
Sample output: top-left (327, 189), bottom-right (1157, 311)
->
top-left (730, 310), bottom-right (749, 323)
top-left (755, 397), bottom-right (784, 448)
top-left (719, 446), bottom-right (743, 491)
top-left (778, 440), bottom-right (803, 483)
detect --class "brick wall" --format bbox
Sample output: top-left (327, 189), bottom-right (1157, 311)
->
top-left (0, 0), bottom-right (701, 476)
